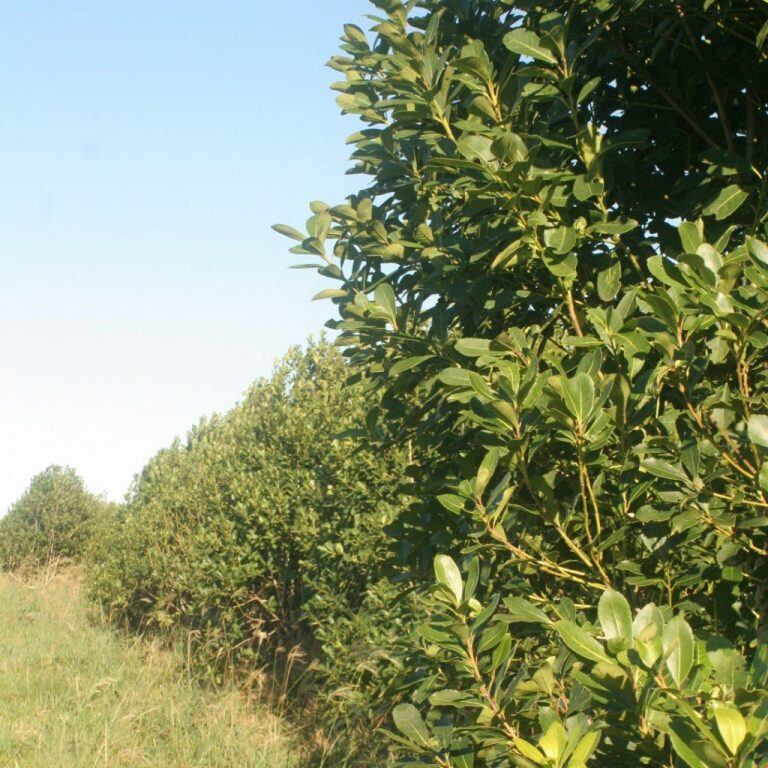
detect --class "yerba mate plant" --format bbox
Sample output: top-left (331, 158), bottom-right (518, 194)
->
top-left (279, 1), bottom-right (768, 765)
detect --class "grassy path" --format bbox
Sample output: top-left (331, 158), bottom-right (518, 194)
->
top-left (0, 569), bottom-right (296, 767)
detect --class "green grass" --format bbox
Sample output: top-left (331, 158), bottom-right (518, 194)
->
top-left (0, 568), bottom-right (296, 767)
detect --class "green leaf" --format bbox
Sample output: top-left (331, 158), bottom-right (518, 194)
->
top-left (374, 283), bottom-right (397, 321)
top-left (640, 458), bottom-right (689, 484)
top-left (434, 554), bottom-right (463, 605)
top-left (541, 250), bottom-right (578, 279)
top-left (711, 702), bottom-right (746, 755)
top-left (635, 624), bottom-right (664, 666)
top-left (749, 642), bottom-right (768, 688)
top-left (455, 338), bottom-right (491, 357)
top-left (758, 18), bottom-right (768, 49)
top-left (438, 368), bottom-right (472, 388)
top-left (747, 414), bottom-right (768, 448)
top-left (428, 689), bottom-right (481, 708)
top-left (597, 262), bottom-right (621, 301)
top-left (538, 721), bottom-right (566, 762)
top-left (576, 76), bottom-right (601, 104)
top-left (503, 596), bottom-right (551, 625)
top-left (312, 288), bottom-right (348, 301)
top-left (513, 737), bottom-right (546, 764)
top-left (272, 223), bottom-right (306, 241)
top-left (457, 134), bottom-right (495, 163)
top-left (392, 703), bottom-right (430, 747)
top-left (570, 730), bottom-right (600, 764)
top-left (503, 29), bottom-right (557, 64)
top-left (663, 616), bottom-right (695, 686)
top-left (554, 620), bottom-right (612, 665)
top-left (760, 463), bottom-right (768, 494)
top-left (678, 220), bottom-right (705, 253)
top-left (587, 217), bottom-right (638, 235)
top-left (475, 449), bottom-right (499, 498)
top-left (437, 494), bottom-right (466, 514)
top-left (669, 730), bottom-right (711, 768)
top-left (598, 590), bottom-right (633, 644)
top-left (702, 185), bottom-right (749, 220)
top-left (544, 226), bottom-right (577, 254)
top-left (558, 373), bottom-right (595, 424)
top-left (450, 736), bottom-right (475, 768)
top-left (390, 355), bottom-right (433, 376)
top-left (746, 236), bottom-right (768, 265)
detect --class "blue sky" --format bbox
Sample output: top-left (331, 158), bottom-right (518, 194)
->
top-left (0, 0), bottom-right (373, 511)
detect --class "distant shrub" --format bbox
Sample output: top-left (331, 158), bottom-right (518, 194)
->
top-left (0, 465), bottom-right (113, 569)
top-left (87, 339), bottom-right (414, 764)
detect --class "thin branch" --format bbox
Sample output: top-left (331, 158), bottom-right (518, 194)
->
top-left (565, 287), bottom-right (584, 337)
top-left (675, 3), bottom-right (737, 154)
top-left (746, 82), bottom-right (757, 166)
top-left (611, 35), bottom-right (718, 150)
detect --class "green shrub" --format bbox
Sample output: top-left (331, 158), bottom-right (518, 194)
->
top-left (281, 1), bottom-right (768, 765)
top-left (87, 339), bottom-right (413, 764)
top-left (0, 465), bottom-right (113, 570)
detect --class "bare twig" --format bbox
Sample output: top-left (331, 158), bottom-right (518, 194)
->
top-left (611, 35), bottom-right (718, 150)
top-left (675, 4), bottom-right (737, 154)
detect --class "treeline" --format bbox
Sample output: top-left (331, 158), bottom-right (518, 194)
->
top-left (2, 341), bottom-right (414, 765)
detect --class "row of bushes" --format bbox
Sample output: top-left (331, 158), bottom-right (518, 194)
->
top-left (87, 340), bottom-right (414, 763)
top-left (6, 2), bottom-right (768, 767)
top-left (1, 340), bottom-right (415, 765)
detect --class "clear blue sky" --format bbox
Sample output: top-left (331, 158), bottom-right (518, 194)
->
top-left (0, 0), bottom-right (373, 511)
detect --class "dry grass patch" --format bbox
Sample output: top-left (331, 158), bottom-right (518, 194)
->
top-left (0, 567), bottom-right (296, 767)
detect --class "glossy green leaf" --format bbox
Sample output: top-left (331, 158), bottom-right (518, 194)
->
top-left (711, 702), bottom-right (746, 755)
top-left (555, 620), bottom-right (612, 665)
top-left (559, 373), bottom-right (594, 424)
top-left (702, 185), bottom-right (749, 220)
top-left (392, 703), bottom-right (430, 747)
top-left (503, 28), bottom-right (557, 64)
top-left (503, 597), bottom-right (552, 625)
top-left (640, 458), bottom-right (689, 484)
top-left (374, 283), bottom-right (397, 321)
top-left (434, 554), bottom-right (463, 605)
top-left (544, 226), bottom-right (577, 255)
top-left (747, 414), bottom-right (768, 448)
top-left (272, 223), bottom-right (306, 241)
top-left (597, 262), bottom-right (621, 301)
top-left (663, 616), bottom-right (695, 686)
top-left (598, 590), bottom-right (632, 644)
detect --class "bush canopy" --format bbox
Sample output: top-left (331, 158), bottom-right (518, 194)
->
top-left (280, 1), bottom-right (768, 766)
top-left (87, 339), bottom-right (413, 764)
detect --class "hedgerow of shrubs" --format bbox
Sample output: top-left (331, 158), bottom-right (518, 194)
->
top-left (86, 339), bottom-right (415, 763)
top-left (0, 465), bottom-right (114, 570)
top-left (280, 1), bottom-right (768, 766)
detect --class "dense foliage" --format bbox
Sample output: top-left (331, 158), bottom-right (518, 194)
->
top-left (280, 1), bottom-right (768, 766)
top-left (0, 465), bottom-right (112, 569)
top-left (87, 340), bottom-right (413, 763)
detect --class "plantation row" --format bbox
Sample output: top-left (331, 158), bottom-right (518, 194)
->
top-left (4, 1), bottom-right (768, 767)
top-left (0, 342), bottom-right (414, 765)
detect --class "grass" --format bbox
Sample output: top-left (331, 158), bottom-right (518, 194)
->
top-left (0, 567), bottom-right (297, 768)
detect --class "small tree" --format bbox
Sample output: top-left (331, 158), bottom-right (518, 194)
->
top-left (281, 1), bottom-right (768, 766)
top-left (0, 465), bottom-right (108, 569)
